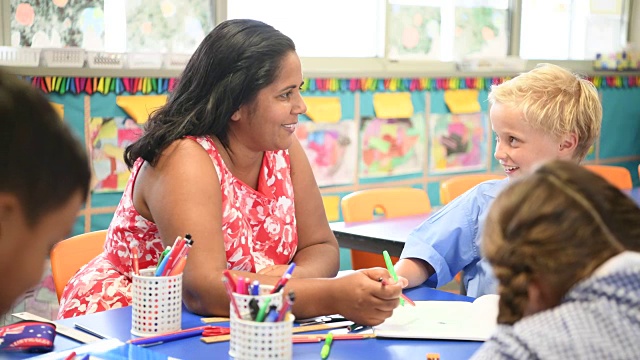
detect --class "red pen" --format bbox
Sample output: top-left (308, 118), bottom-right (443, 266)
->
top-left (63, 351), bottom-right (77, 360)
top-left (222, 276), bottom-right (242, 317)
top-left (165, 236), bottom-right (193, 275)
top-left (131, 247), bottom-right (140, 276)
top-left (162, 235), bottom-right (188, 276)
top-left (379, 278), bottom-right (415, 306)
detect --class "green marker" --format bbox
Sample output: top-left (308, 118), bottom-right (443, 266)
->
top-left (320, 332), bottom-right (333, 359)
top-left (382, 250), bottom-right (404, 306)
top-left (254, 297), bottom-right (271, 322)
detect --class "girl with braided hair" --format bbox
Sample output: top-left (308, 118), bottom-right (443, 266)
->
top-left (472, 160), bottom-right (640, 359)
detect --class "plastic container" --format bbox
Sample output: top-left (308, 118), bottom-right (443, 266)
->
top-left (87, 52), bottom-right (125, 69)
top-left (0, 47), bottom-right (41, 67)
top-left (130, 267), bottom-right (182, 337)
top-left (41, 48), bottom-right (85, 68)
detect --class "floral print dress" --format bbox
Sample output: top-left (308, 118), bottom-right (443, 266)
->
top-left (58, 136), bottom-right (298, 318)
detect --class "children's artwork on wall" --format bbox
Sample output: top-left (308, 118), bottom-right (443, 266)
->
top-left (454, 6), bottom-right (508, 59)
top-left (89, 117), bottom-right (143, 192)
top-left (359, 115), bottom-right (426, 178)
top-left (388, 4), bottom-right (441, 60)
top-left (11, 0), bottom-right (105, 48)
top-left (429, 113), bottom-right (488, 174)
top-left (296, 120), bottom-right (357, 187)
top-left (126, 0), bottom-right (212, 53)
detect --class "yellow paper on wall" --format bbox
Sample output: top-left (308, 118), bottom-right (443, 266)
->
top-left (373, 93), bottom-right (413, 119)
top-left (50, 102), bottom-right (64, 119)
top-left (304, 97), bottom-right (342, 123)
top-left (444, 90), bottom-right (481, 114)
top-left (116, 95), bottom-right (168, 124)
top-left (322, 195), bottom-right (341, 222)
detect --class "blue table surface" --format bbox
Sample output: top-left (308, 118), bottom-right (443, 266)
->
top-left (7, 287), bottom-right (482, 360)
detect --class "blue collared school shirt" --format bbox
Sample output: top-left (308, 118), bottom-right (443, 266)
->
top-left (400, 178), bottom-right (510, 297)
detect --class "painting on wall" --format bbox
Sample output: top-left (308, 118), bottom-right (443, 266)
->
top-left (11, 0), bottom-right (105, 48)
top-left (296, 120), bottom-right (357, 187)
top-left (387, 4), bottom-right (441, 60)
top-left (429, 112), bottom-right (488, 174)
top-left (126, 0), bottom-right (212, 53)
top-left (89, 117), bottom-right (143, 193)
top-left (454, 6), bottom-right (509, 59)
top-left (359, 114), bottom-right (426, 178)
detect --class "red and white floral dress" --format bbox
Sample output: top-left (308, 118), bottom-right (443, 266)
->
top-left (58, 136), bottom-right (298, 319)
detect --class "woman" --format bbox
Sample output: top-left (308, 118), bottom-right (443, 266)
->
top-left (59, 19), bottom-right (403, 326)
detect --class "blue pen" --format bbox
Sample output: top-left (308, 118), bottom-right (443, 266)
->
top-left (271, 263), bottom-right (296, 294)
top-left (264, 305), bottom-right (279, 322)
top-left (249, 280), bottom-right (260, 295)
top-left (155, 248), bottom-right (173, 276)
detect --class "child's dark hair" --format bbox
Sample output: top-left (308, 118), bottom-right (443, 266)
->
top-left (0, 69), bottom-right (91, 225)
top-left (483, 160), bottom-right (640, 324)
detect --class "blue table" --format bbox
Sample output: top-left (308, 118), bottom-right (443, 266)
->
top-left (10, 287), bottom-right (482, 359)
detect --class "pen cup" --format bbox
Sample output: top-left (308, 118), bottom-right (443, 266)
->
top-left (231, 313), bottom-right (295, 360)
top-left (229, 285), bottom-right (286, 358)
top-left (131, 267), bottom-right (182, 337)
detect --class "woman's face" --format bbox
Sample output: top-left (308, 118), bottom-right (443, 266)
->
top-left (230, 51), bottom-right (307, 152)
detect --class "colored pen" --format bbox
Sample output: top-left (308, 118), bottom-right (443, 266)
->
top-left (320, 333), bottom-right (333, 359)
top-left (249, 298), bottom-right (260, 321)
top-left (168, 256), bottom-right (187, 276)
top-left (276, 290), bottom-right (295, 321)
top-left (63, 351), bottom-right (76, 360)
top-left (157, 246), bottom-right (171, 267)
top-left (222, 276), bottom-right (242, 318)
top-left (271, 262), bottom-right (296, 294)
top-left (160, 236), bottom-right (187, 276)
top-left (294, 333), bottom-right (376, 343)
top-left (249, 280), bottom-right (260, 295)
top-left (236, 276), bottom-right (247, 295)
top-left (131, 247), bottom-right (140, 276)
top-left (255, 297), bottom-right (272, 322)
top-left (164, 234), bottom-right (193, 276)
top-left (382, 250), bottom-right (404, 306)
top-left (74, 323), bottom-right (108, 339)
top-left (80, 355), bottom-right (90, 360)
top-left (379, 278), bottom-right (415, 306)
top-left (222, 269), bottom-right (236, 290)
top-left (264, 305), bottom-right (279, 322)
top-left (127, 325), bottom-right (211, 346)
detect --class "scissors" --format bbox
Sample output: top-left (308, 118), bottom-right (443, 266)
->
top-left (202, 326), bottom-right (230, 337)
top-left (298, 314), bottom-right (348, 326)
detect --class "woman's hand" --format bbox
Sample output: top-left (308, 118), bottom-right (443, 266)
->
top-left (257, 264), bottom-right (291, 277)
top-left (331, 267), bottom-right (405, 326)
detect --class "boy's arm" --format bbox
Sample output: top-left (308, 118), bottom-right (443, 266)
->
top-left (395, 258), bottom-right (435, 288)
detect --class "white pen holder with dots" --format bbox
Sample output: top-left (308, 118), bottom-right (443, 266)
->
top-left (131, 267), bottom-right (183, 337)
top-left (229, 285), bottom-right (292, 359)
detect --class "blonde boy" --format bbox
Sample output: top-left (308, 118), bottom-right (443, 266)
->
top-left (395, 64), bottom-right (602, 297)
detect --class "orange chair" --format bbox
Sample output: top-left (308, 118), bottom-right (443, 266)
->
top-left (340, 188), bottom-right (431, 270)
top-left (440, 174), bottom-right (506, 205)
top-left (584, 165), bottom-right (632, 190)
top-left (50, 230), bottom-right (107, 301)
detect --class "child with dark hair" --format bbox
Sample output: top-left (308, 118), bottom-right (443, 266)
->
top-left (472, 160), bottom-right (640, 359)
top-left (0, 69), bottom-right (90, 315)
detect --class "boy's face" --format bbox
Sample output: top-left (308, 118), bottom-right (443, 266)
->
top-left (491, 102), bottom-right (575, 178)
top-left (0, 191), bottom-right (83, 315)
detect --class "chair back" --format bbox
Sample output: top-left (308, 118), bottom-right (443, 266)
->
top-left (50, 230), bottom-right (107, 301)
top-left (584, 165), bottom-right (633, 190)
top-left (440, 174), bottom-right (505, 205)
top-left (340, 188), bottom-right (431, 269)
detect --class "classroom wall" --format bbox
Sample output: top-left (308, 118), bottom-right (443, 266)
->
top-left (28, 74), bottom-right (640, 270)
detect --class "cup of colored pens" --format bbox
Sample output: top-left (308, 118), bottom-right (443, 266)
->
top-left (130, 234), bottom-right (193, 337)
top-left (223, 264), bottom-right (296, 359)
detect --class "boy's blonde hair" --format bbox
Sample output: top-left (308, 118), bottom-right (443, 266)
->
top-left (482, 160), bottom-right (640, 325)
top-left (488, 63), bottom-right (602, 160)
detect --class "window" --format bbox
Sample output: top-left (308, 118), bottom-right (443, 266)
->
top-left (226, 0), bottom-right (386, 58)
top-left (520, 0), bottom-right (630, 60)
